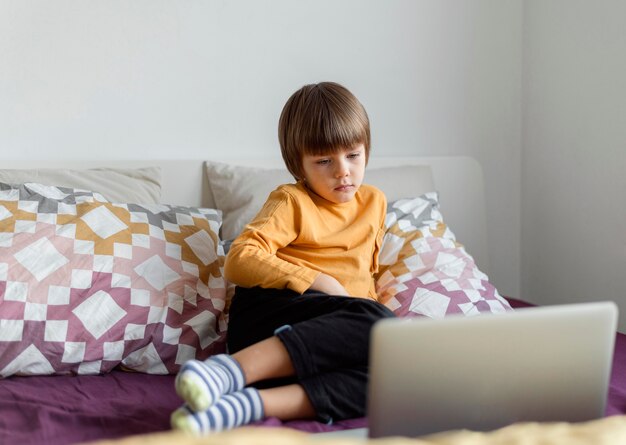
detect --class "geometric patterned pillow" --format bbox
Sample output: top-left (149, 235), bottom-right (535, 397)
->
top-left (375, 192), bottom-right (512, 318)
top-left (0, 182), bottom-right (227, 377)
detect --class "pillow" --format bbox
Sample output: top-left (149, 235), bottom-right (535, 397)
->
top-left (205, 161), bottom-right (434, 241)
top-left (204, 162), bottom-right (294, 241)
top-left (0, 182), bottom-right (226, 377)
top-left (0, 167), bottom-right (162, 204)
top-left (375, 193), bottom-right (511, 318)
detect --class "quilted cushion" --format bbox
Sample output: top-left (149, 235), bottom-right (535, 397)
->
top-left (0, 182), bottom-right (227, 377)
top-left (375, 193), bottom-right (511, 318)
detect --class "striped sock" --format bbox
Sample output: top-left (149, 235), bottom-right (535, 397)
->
top-left (170, 388), bottom-right (265, 435)
top-left (175, 354), bottom-right (245, 412)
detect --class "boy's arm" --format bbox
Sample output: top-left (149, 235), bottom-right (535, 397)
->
top-left (224, 188), bottom-right (321, 294)
top-left (309, 272), bottom-right (349, 296)
top-left (225, 241), bottom-right (318, 293)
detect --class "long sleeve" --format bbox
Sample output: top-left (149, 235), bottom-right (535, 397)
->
top-left (224, 182), bottom-right (386, 299)
top-left (224, 186), bottom-right (320, 293)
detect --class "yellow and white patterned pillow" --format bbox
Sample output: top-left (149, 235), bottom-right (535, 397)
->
top-left (375, 193), bottom-right (512, 318)
top-left (0, 182), bottom-right (227, 377)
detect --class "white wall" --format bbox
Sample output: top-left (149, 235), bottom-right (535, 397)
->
top-left (522, 0), bottom-right (626, 331)
top-left (5, 1), bottom-right (619, 330)
top-left (0, 1), bottom-right (522, 296)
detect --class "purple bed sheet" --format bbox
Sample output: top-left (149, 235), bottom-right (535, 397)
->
top-left (1, 298), bottom-right (624, 445)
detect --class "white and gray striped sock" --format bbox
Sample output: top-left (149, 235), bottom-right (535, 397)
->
top-left (171, 388), bottom-right (265, 435)
top-left (175, 354), bottom-right (246, 412)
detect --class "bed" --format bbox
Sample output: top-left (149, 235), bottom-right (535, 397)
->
top-left (0, 157), bottom-right (624, 445)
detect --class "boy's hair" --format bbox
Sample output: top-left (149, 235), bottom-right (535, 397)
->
top-left (278, 82), bottom-right (370, 180)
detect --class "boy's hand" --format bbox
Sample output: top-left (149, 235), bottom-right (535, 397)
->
top-left (309, 273), bottom-right (350, 296)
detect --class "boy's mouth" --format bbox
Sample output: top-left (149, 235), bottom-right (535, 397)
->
top-left (334, 184), bottom-right (354, 192)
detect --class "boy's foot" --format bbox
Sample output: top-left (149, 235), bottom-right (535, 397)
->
top-left (175, 354), bottom-right (245, 412)
top-left (171, 388), bottom-right (264, 435)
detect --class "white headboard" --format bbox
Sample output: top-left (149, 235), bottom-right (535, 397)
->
top-left (0, 156), bottom-right (489, 272)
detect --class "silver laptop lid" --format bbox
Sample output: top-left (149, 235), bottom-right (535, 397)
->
top-left (367, 302), bottom-right (618, 438)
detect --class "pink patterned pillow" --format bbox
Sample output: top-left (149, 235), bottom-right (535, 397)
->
top-left (375, 193), bottom-right (511, 318)
top-left (0, 182), bottom-right (227, 377)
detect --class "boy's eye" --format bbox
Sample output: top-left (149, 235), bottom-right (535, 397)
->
top-left (316, 159), bottom-right (331, 165)
top-left (348, 152), bottom-right (361, 159)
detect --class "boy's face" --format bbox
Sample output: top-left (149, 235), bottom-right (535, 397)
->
top-left (300, 144), bottom-right (366, 204)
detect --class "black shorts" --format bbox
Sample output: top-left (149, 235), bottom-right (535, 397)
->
top-left (227, 286), bottom-right (395, 423)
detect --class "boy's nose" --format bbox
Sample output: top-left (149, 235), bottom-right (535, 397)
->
top-left (334, 160), bottom-right (350, 177)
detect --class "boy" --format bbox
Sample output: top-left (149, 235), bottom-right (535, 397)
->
top-left (171, 82), bottom-right (394, 434)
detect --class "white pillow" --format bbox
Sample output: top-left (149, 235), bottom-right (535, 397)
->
top-left (204, 161), bottom-right (434, 240)
top-left (0, 167), bottom-right (161, 204)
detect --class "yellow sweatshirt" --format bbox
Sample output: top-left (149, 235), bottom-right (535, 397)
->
top-left (224, 182), bottom-right (386, 300)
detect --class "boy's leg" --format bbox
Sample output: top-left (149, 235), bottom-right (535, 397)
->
top-left (268, 297), bottom-right (394, 422)
top-left (271, 296), bottom-right (395, 373)
top-left (176, 334), bottom-right (301, 412)
top-left (259, 383), bottom-right (316, 420)
top-left (231, 336), bottom-right (296, 384)
top-left (176, 287), bottom-right (393, 418)
top-left (226, 286), bottom-right (325, 351)
top-left (172, 366), bottom-right (369, 434)
top-left (229, 287), bottom-right (394, 422)
top-left (171, 383), bottom-right (316, 435)
top-left (227, 287), bottom-right (395, 367)
top-left (299, 366), bottom-right (369, 422)
top-left (175, 354), bottom-right (246, 412)
top-left (175, 287), bottom-right (311, 411)
top-left (171, 387), bottom-right (265, 434)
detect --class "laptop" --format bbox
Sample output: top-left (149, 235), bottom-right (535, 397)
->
top-left (315, 301), bottom-right (618, 439)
